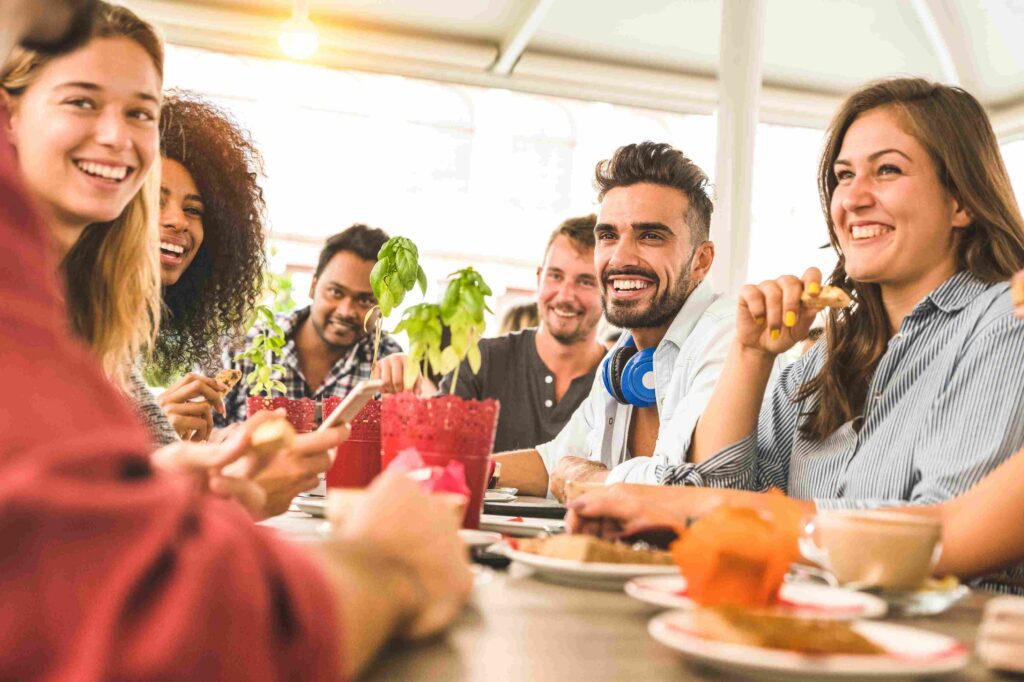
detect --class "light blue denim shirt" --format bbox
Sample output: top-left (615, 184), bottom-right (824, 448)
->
top-left (536, 280), bottom-right (736, 484)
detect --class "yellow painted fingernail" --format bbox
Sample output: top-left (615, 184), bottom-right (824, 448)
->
top-left (807, 282), bottom-right (821, 295)
top-left (770, 329), bottom-right (781, 341)
top-left (785, 311), bottom-right (796, 328)
top-left (755, 317), bottom-right (765, 326)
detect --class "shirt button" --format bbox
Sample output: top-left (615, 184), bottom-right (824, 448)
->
top-left (874, 392), bottom-right (882, 400)
top-left (545, 375), bottom-right (553, 384)
top-left (545, 399), bottom-right (553, 408)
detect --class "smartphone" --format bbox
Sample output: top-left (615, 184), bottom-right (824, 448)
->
top-left (318, 379), bottom-right (384, 432)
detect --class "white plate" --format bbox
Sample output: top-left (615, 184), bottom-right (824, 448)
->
top-left (294, 498), bottom-right (327, 517)
top-left (626, 575), bottom-right (887, 620)
top-left (484, 491), bottom-right (517, 503)
top-left (491, 487), bottom-right (518, 496)
top-left (498, 541), bottom-right (678, 590)
top-left (479, 514), bottom-right (565, 537)
top-left (648, 610), bottom-right (968, 679)
top-left (459, 529), bottom-right (502, 548)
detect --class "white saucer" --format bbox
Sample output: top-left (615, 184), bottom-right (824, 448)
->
top-left (649, 609), bottom-right (968, 678)
top-left (625, 575), bottom-right (887, 620)
top-left (498, 541), bottom-right (677, 590)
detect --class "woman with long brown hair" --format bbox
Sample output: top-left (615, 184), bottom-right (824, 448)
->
top-left (567, 78), bottom-right (1024, 590)
top-left (687, 77), bottom-right (1024, 497)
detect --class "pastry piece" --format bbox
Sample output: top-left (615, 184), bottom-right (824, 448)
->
top-left (516, 534), bottom-right (674, 565)
top-left (250, 417), bottom-right (296, 455)
top-left (693, 605), bottom-right (885, 655)
top-left (801, 285), bottom-right (851, 309)
top-left (214, 368), bottom-right (242, 396)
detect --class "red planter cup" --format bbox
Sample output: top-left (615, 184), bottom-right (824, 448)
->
top-left (381, 393), bottom-right (500, 529)
top-left (323, 398), bottom-right (381, 488)
top-left (245, 396), bottom-right (315, 433)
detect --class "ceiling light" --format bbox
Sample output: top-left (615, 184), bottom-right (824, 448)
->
top-left (279, 0), bottom-right (318, 60)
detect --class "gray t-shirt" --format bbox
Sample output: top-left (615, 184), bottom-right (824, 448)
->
top-left (439, 329), bottom-right (599, 452)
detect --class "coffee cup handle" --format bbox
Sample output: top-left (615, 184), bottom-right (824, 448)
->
top-left (798, 515), bottom-right (829, 568)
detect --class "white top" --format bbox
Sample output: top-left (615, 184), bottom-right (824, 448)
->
top-left (536, 279), bottom-right (737, 485)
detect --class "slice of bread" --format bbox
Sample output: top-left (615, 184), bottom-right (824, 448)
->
top-left (692, 605), bottom-right (884, 655)
top-left (516, 534), bottom-right (674, 565)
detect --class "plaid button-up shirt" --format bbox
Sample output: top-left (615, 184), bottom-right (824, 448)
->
top-left (216, 306), bottom-right (402, 425)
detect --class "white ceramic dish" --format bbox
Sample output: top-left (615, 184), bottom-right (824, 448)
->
top-left (484, 491), bottom-right (517, 503)
top-left (625, 575), bottom-right (887, 620)
top-left (498, 542), bottom-right (678, 590)
top-left (458, 529), bottom-right (503, 548)
top-left (294, 497), bottom-right (327, 517)
top-left (648, 610), bottom-right (968, 679)
top-left (479, 514), bottom-right (565, 537)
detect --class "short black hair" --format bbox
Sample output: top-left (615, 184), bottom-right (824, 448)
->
top-left (314, 224), bottom-right (390, 279)
top-left (595, 141), bottom-right (714, 242)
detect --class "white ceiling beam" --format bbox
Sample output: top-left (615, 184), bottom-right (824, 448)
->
top-left (909, 0), bottom-right (964, 86)
top-left (490, 0), bottom-right (556, 76)
top-left (711, 0), bottom-right (766, 295)
top-left (992, 99), bottom-right (1024, 143)
top-left (125, 0), bottom-right (839, 128)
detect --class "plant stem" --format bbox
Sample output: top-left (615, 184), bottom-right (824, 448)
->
top-left (371, 316), bottom-right (383, 373)
top-left (449, 368), bottom-right (458, 395)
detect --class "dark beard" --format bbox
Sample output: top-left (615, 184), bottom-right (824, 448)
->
top-left (19, 0), bottom-right (98, 55)
top-left (311, 315), bottom-right (361, 352)
top-left (601, 253), bottom-right (696, 329)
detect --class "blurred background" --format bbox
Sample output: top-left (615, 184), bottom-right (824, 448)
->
top-left (126, 0), bottom-right (1024, 333)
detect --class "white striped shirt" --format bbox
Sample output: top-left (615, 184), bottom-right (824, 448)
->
top-left (660, 271), bottom-right (1024, 592)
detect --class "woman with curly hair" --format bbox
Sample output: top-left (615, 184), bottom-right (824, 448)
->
top-left (151, 90), bottom-right (268, 443)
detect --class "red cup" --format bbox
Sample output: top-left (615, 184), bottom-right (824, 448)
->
top-left (324, 398), bottom-right (381, 488)
top-left (246, 396), bottom-right (315, 432)
top-left (381, 393), bottom-right (499, 529)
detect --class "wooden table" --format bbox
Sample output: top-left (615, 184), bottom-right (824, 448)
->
top-left (261, 511), bottom-right (998, 681)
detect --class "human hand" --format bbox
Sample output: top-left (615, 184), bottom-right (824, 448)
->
top-left (151, 409), bottom-right (285, 514)
top-left (736, 268), bottom-right (823, 357)
top-left (548, 455), bottom-right (609, 503)
top-left (565, 483), bottom-right (718, 539)
top-left (240, 425), bottom-right (349, 519)
top-left (1013, 270), bottom-right (1024, 319)
top-left (340, 471), bottom-right (472, 640)
top-left (373, 353), bottom-right (418, 394)
top-left (157, 372), bottom-right (229, 441)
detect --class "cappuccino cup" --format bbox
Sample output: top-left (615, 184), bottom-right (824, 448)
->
top-left (800, 509), bottom-right (942, 591)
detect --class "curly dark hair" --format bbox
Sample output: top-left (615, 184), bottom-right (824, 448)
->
top-left (154, 89), bottom-right (267, 374)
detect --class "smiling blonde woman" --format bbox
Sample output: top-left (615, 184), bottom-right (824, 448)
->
top-left (1, 2), bottom-right (162, 387)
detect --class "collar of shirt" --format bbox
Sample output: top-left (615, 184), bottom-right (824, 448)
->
top-left (600, 280), bottom-right (728, 468)
top-left (276, 306), bottom-right (375, 397)
top-left (913, 270), bottom-right (990, 317)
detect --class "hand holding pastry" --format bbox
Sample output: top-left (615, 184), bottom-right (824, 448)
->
top-left (157, 371), bottom-right (231, 441)
top-left (736, 267), bottom-right (848, 357)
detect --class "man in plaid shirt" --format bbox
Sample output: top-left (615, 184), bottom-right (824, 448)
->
top-left (218, 225), bottom-right (402, 425)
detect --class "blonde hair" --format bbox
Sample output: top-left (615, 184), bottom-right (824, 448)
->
top-left (1, 3), bottom-right (164, 387)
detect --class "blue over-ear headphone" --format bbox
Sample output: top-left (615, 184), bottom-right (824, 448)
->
top-left (601, 336), bottom-right (656, 408)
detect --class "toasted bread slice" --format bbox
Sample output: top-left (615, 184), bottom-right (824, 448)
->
top-left (693, 606), bottom-right (884, 655)
top-left (516, 534), bottom-right (674, 565)
top-left (800, 285), bottom-right (851, 309)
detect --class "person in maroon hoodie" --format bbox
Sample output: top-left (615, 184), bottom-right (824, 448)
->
top-left (0, 2), bottom-right (471, 679)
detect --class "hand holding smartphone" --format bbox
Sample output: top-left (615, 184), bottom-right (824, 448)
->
top-left (319, 379), bottom-right (384, 432)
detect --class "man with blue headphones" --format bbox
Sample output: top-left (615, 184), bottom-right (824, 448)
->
top-left (495, 142), bottom-right (736, 500)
